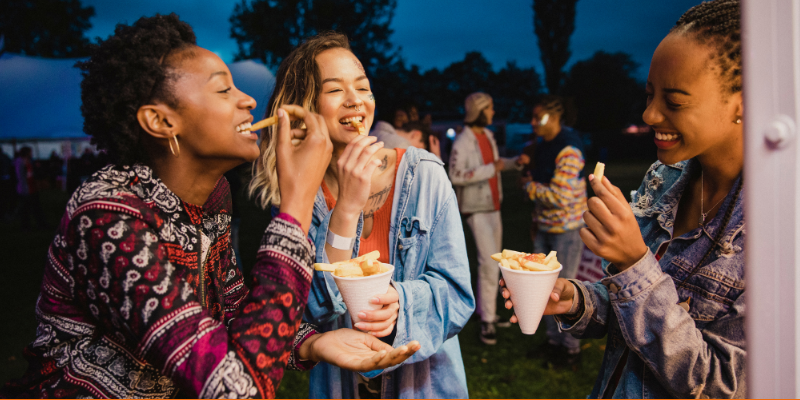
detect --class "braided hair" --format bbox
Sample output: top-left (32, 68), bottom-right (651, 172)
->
top-left (76, 14), bottom-right (197, 165)
top-left (671, 0), bottom-right (741, 94)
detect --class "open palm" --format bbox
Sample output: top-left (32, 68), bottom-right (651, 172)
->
top-left (309, 328), bottom-right (420, 372)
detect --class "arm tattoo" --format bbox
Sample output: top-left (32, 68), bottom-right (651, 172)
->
top-left (367, 185), bottom-right (392, 209)
top-left (378, 155), bottom-right (388, 171)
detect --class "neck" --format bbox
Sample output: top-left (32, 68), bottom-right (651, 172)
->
top-left (148, 155), bottom-right (232, 206)
top-left (696, 133), bottom-right (744, 194)
top-left (541, 125), bottom-right (562, 141)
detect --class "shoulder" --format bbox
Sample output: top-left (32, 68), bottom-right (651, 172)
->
top-left (65, 164), bottom-right (162, 226)
top-left (399, 147), bottom-right (452, 200)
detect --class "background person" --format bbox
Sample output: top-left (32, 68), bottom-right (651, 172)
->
top-left (250, 32), bottom-right (474, 399)
top-left (397, 121), bottom-right (441, 159)
top-left (14, 146), bottom-right (46, 230)
top-left (1, 15), bottom-right (417, 399)
top-left (520, 95), bottom-right (587, 365)
top-left (503, 1), bottom-right (746, 397)
top-left (449, 92), bottom-right (529, 345)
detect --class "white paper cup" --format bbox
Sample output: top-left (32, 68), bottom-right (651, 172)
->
top-left (332, 263), bottom-right (394, 325)
top-left (499, 263), bottom-right (562, 335)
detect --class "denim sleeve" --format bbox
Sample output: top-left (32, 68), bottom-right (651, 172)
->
top-left (604, 250), bottom-right (746, 399)
top-left (369, 192), bottom-right (475, 376)
top-left (556, 278), bottom-right (613, 338)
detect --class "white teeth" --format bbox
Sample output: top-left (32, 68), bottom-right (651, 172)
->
top-left (656, 131), bottom-right (680, 141)
top-left (339, 116), bottom-right (364, 124)
top-left (236, 122), bottom-right (252, 134)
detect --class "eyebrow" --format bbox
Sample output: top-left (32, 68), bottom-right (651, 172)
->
top-left (321, 75), bottom-right (368, 84)
top-left (208, 71), bottom-right (228, 81)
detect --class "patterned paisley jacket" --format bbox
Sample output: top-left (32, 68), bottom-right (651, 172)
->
top-left (2, 164), bottom-right (316, 399)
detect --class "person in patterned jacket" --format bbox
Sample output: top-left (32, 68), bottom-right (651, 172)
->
top-left (1, 14), bottom-right (418, 399)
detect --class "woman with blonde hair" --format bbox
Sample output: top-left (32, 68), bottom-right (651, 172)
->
top-left (251, 32), bottom-right (474, 399)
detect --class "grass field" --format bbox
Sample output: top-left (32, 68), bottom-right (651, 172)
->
top-left (0, 158), bottom-right (653, 398)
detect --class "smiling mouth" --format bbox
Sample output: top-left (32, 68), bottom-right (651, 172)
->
top-left (339, 116), bottom-right (364, 126)
top-left (655, 131), bottom-right (681, 141)
top-left (235, 122), bottom-right (252, 135)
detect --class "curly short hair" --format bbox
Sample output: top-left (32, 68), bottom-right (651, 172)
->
top-left (76, 13), bottom-right (197, 165)
top-left (671, 0), bottom-right (741, 94)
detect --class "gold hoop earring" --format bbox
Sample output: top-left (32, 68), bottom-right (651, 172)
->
top-left (735, 118), bottom-right (742, 124)
top-left (168, 134), bottom-right (180, 157)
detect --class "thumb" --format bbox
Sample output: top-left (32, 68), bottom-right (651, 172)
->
top-left (276, 108), bottom-right (291, 147)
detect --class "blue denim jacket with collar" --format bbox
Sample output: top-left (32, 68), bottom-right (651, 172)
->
top-left (304, 147), bottom-right (475, 399)
top-left (558, 159), bottom-right (746, 398)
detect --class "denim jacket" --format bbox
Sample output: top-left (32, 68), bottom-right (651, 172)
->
top-left (305, 147), bottom-right (475, 399)
top-left (558, 159), bottom-right (745, 398)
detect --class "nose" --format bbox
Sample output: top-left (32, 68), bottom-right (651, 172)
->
top-left (642, 98), bottom-right (663, 126)
top-left (238, 89), bottom-right (257, 110)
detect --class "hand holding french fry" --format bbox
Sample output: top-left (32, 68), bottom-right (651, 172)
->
top-left (500, 277), bottom-right (576, 320)
top-left (580, 165), bottom-right (648, 272)
top-left (276, 105), bottom-right (332, 235)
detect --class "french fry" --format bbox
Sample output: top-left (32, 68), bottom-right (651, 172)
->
top-left (593, 162), bottom-right (605, 182)
top-left (314, 263), bottom-right (336, 272)
top-left (251, 115), bottom-right (278, 131)
top-left (352, 120), bottom-right (367, 135)
top-left (544, 251), bottom-right (557, 264)
top-left (360, 259), bottom-right (380, 275)
top-left (334, 263), bottom-right (364, 278)
top-left (317, 251), bottom-right (388, 278)
top-left (494, 249), bottom-right (560, 272)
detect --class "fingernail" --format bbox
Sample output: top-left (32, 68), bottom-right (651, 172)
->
top-left (278, 109), bottom-right (285, 118)
top-left (370, 331), bottom-right (377, 336)
top-left (358, 312), bottom-right (367, 319)
top-left (355, 323), bottom-right (363, 329)
top-left (370, 297), bottom-right (380, 303)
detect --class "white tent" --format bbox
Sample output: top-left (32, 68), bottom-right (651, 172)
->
top-left (0, 53), bottom-right (275, 158)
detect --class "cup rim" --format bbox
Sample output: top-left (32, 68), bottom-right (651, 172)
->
top-left (498, 262), bottom-right (563, 275)
top-left (331, 263), bottom-right (395, 281)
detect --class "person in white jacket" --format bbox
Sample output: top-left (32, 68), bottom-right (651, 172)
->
top-left (449, 92), bottom-right (529, 345)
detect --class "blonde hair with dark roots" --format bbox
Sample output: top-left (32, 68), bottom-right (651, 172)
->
top-left (249, 32), bottom-right (351, 208)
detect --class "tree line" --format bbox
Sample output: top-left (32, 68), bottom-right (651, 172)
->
top-left (1, 0), bottom-right (646, 137)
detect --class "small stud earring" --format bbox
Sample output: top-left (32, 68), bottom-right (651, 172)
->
top-left (735, 118), bottom-right (742, 124)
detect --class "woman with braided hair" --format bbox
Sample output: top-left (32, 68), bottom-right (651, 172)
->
top-left (1, 14), bottom-right (419, 399)
top-left (502, 0), bottom-right (745, 397)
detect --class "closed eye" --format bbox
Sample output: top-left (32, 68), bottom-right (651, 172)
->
top-left (218, 87), bottom-right (232, 94)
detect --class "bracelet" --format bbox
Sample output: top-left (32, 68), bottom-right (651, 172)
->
top-left (326, 229), bottom-right (356, 250)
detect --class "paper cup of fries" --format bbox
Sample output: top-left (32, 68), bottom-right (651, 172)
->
top-left (500, 265), bottom-right (562, 334)
top-left (333, 264), bottom-right (394, 325)
top-left (492, 250), bottom-right (562, 335)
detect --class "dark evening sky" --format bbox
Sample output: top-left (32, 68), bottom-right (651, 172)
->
top-left (82, 0), bottom-right (702, 82)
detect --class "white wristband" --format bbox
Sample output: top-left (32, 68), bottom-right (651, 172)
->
top-left (326, 229), bottom-right (356, 250)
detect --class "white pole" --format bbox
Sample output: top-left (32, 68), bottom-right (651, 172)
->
top-left (743, 0), bottom-right (800, 397)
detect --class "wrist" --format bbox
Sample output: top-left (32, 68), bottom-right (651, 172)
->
top-left (298, 333), bottom-right (321, 362)
top-left (616, 246), bottom-right (649, 272)
top-left (331, 205), bottom-right (361, 224)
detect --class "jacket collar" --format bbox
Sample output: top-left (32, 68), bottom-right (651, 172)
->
top-left (645, 158), bottom-right (745, 246)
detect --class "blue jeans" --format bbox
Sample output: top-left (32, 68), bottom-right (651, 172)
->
top-left (534, 229), bottom-right (583, 352)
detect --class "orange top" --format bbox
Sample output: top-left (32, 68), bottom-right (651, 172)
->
top-left (321, 148), bottom-right (405, 264)
top-left (475, 131), bottom-right (500, 211)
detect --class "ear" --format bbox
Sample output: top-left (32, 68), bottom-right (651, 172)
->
top-left (137, 104), bottom-right (181, 140)
top-left (411, 130), bottom-right (422, 141)
top-left (731, 91), bottom-right (743, 121)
